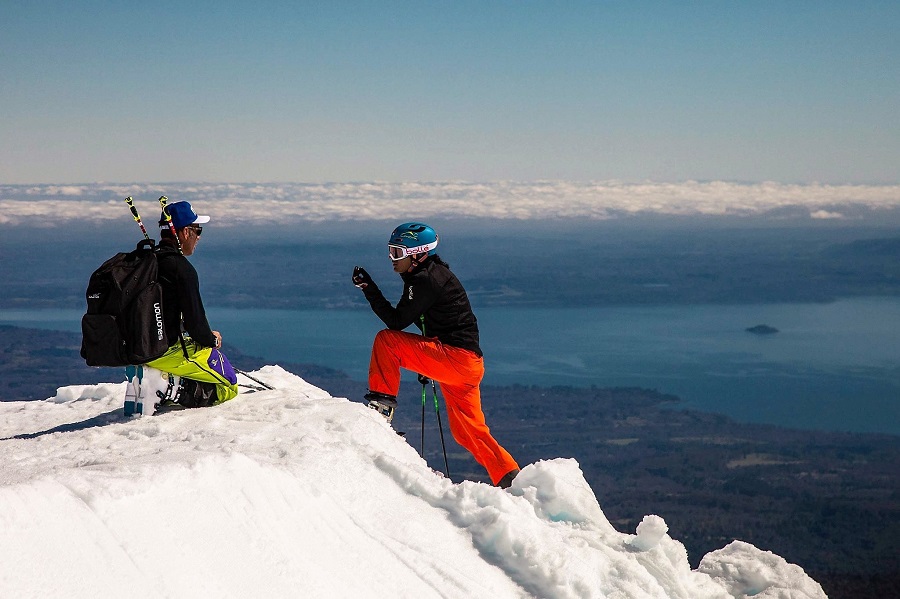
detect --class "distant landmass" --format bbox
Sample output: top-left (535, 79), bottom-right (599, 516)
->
top-left (3, 223), bottom-right (900, 311)
top-left (746, 324), bottom-right (779, 335)
top-left (1, 325), bottom-right (897, 599)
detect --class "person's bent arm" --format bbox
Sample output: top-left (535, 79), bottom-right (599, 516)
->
top-left (364, 280), bottom-right (435, 331)
top-left (177, 260), bottom-right (218, 347)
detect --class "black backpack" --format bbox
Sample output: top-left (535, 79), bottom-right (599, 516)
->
top-left (80, 239), bottom-right (171, 367)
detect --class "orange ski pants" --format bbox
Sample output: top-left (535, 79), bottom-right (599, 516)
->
top-left (368, 329), bottom-right (519, 485)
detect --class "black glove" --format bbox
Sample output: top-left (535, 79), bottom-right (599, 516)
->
top-left (352, 266), bottom-right (373, 289)
top-left (417, 374), bottom-right (431, 385)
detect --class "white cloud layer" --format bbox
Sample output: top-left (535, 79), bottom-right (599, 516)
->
top-left (1, 181), bottom-right (899, 226)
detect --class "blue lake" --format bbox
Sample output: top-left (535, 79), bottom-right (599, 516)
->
top-left (2, 297), bottom-right (898, 435)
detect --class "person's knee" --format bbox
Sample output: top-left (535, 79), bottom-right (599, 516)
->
top-left (215, 384), bottom-right (239, 404)
top-left (374, 328), bottom-right (403, 346)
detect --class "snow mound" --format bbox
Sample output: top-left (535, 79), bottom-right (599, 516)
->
top-left (0, 366), bottom-right (827, 598)
top-left (627, 515), bottom-right (669, 551)
top-left (699, 541), bottom-right (828, 599)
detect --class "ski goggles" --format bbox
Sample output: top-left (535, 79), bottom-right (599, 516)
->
top-left (388, 240), bottom-right (438, 261)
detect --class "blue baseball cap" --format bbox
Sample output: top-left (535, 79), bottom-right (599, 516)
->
top-left (158, 201), bottom-right (211, 229)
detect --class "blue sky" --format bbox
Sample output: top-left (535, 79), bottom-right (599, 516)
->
top-left (2, 1), bottom-right (898, 184)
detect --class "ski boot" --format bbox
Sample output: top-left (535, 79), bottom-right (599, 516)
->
top-left (140, 367), bottom-right (184, 415)
top-left (364, 391), bottom-right (398, 423)
top-left (177, 378), bottom-right (218, 408)
top-left (496, 468), bottom-right (520, 490)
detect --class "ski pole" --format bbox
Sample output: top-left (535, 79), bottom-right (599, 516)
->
top-left (420, 315), bottom-right (450, 478)
top-left (431, 379), bottom-right (450, 479)
top-left (124, 196), bottom-right (152, 241)
top-left (431, 379), bottom-right (450, 478)
top-left (158, 196), bottom-right (183, 255)
top-left (234, 368), bottom-right (275, 390)
top-left (420, 375), bottom-right (427, 456)
top-left (418, 316), bottom-right (428, 457)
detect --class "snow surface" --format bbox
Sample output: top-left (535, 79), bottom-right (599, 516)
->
top-left (0, 366), bottom-right (827, 599)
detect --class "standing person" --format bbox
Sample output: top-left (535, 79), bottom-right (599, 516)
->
top-left (352, 223), bottom-right (520, 488)
top-left (142, 201), bottom-right (239, 411)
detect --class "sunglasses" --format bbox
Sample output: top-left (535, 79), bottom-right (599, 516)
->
top-left (188, 226), bottom-right (203, 236)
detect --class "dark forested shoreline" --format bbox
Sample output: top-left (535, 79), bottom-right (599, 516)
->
top-left (2, 325), bottom-right (898, 599)
top-left (3, 222), bottom-right (900, 311)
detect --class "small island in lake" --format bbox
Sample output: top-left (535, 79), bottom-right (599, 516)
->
top-left (746, 324), bottom-right (779, 335)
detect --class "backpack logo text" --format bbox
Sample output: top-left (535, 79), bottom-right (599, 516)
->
top-left (154, 302), bottom-right (164, 341)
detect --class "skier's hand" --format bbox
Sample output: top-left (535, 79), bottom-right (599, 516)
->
top-left (352, 266), bottom-right (372, 289)
top-left (212, 331), bottom-right (222, 349)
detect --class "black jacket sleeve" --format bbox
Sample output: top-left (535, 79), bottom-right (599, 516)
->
top-left (154, 253), bottom-right (216, 349)
top-left (175, 259), bottom-right (217, 347)
top-left (362, 274), bottom-right (437, 332)
top-left (156, 246), bottom-right (217, 349)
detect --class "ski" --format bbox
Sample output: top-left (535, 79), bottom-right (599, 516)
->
top-left (134, 365), bottom-right (145, 415)
top-left (121, 198), bottom-right (152, 417)
top-left (124, 365), bottom-right (139, 416)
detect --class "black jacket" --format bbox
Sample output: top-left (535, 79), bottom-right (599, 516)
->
top-left (363, 256), bottom-right (482, 356)
top-left (155, 242), bottom-right (217, 349)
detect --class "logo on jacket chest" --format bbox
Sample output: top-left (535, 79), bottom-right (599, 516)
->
top-left (407, 286), bottom-right (414, 300)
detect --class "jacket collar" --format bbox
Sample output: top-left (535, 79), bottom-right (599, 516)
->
top-left (400, 255), bottom-right (433, 280)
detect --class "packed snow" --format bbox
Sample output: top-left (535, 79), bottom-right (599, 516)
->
top-left (0, 366), bottom-right (827, 598)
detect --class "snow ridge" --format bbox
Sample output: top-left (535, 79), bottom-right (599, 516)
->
top-left (0, 366), bottom-right (826, 598)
